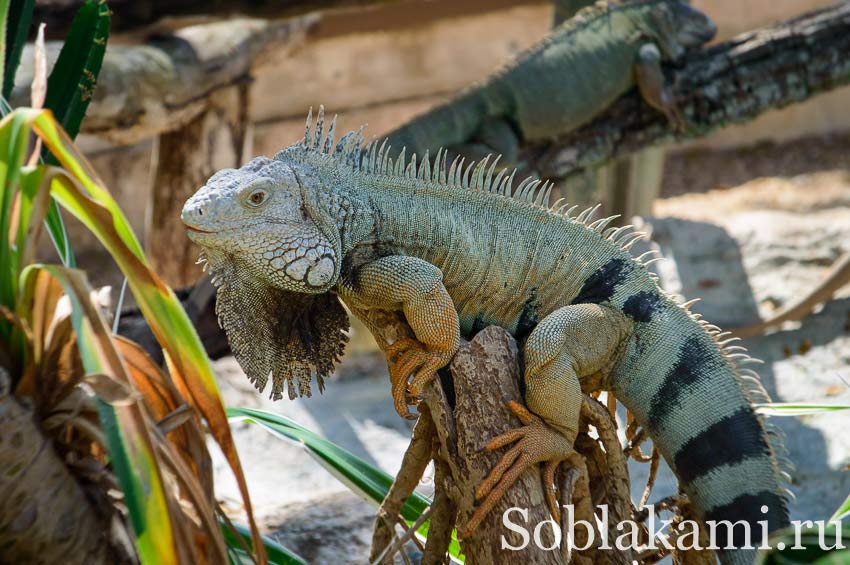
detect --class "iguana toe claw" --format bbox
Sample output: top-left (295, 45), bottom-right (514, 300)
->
top-left (386, 338), bottom-right (453, 420)
top-left (384, 337), bottom-right (420, 361)
top-left (461, 401), bottom-right (574, 538)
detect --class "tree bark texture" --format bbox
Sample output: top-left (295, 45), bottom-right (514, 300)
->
top-left (0, 372), bottom-right (124, 564)
top-left (12, 15), bottom-right (315, 145)
top-left (427, 326), bottom-right (567, 564)
top-left (526, 1), bottom-right (850, 180)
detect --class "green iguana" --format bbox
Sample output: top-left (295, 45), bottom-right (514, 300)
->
top-left (182, 108), bottom-right (789, 563)
top-left (384, 0), bottom-right (716, 165)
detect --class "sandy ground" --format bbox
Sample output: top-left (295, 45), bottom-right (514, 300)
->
top-left (209, 169), bottom-right (850, 563)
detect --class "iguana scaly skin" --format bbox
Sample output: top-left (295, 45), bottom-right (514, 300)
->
top-left (384, 0), bottom-right (716, 164)
top-left (182, 109), bottom-right (789, 563)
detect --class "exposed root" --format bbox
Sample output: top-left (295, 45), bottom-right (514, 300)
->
top-left (369, 412), bottom-right (435, 564)
top-left (640, 445), bottom-right (660, 508)
top-left (421, 482), bottom-right (455, 565)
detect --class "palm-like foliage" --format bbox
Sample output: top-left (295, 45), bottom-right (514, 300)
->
top-left (0, 106), bottom-right (259, 561)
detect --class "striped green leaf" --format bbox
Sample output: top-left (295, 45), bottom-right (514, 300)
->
top-left (755, 403), bottom-right (850, 417)
top-left (221, 520), bottom-right (307, 565)
top-left (227, 406), bottom-right (465, 562)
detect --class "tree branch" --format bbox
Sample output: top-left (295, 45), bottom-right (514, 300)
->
top-left (34, 0), bottom-right (394, 35)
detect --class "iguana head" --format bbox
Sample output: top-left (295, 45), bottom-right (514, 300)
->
top-left (181, 148), bottom-right (349, 401)
top-left (646, 1), bottom-right (717, 59)
top-left (182, 156), bottom-right (341, 293)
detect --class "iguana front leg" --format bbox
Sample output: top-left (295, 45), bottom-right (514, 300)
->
top-left (341, 256), bottom-right (460, 419)
top-left (462, 304), bottom-right (631, 536)
top-left (635, 43), bottom-right (685, 131)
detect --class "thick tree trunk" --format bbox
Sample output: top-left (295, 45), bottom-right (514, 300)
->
top-left (527, 1), bottom-right (850, 180)
top-left (428, 327), bottom-right (567, 564)
top-left (0, 372), bottom-right (125, 564)
top-left (369, 328), bottom-right (716, 564)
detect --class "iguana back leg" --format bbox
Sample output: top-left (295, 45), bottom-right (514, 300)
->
top-left (463, 304), bottom-right (631, 536)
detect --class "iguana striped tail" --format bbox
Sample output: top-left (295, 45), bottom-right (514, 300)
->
top-left (611, 290), bottom-right (791, 563)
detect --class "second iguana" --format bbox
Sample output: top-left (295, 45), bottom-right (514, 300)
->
top-left (182, 108), bottom-right (789, 564)
top-left (384, 0), bottom-right (716, 164)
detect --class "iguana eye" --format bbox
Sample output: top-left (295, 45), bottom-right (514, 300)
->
top-left (247, 189), bottom-right (267, 207)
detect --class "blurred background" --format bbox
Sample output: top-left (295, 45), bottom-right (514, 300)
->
top-left (10, 1), bottom-right (850, 562)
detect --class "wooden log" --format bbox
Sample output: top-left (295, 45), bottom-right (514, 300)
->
top-left (34, 0), bottom-right (394, 35)
top-left (426, 326), bottom-right (565, 563)
top-left (12, 15), bottom-right (316, 145)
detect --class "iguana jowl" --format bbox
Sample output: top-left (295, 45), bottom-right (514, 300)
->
top-left (384, 0), bottom-right (716, 164)
top-left (182, 108), bottom-right (789, 563)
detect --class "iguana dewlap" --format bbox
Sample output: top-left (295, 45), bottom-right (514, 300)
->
top-left (182, 109), bottom-right (789, 564)
top-left (385, 0), bottom-right (716, 164)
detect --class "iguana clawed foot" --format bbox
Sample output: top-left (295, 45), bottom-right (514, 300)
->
top-left (385, 337), bottom-right (452, 419)
top-left (460, 400), bottom-right (575, 538)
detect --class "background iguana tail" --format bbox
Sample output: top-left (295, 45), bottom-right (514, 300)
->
top-left (385, 89), bottom-right (510, 161)
top-left (609, 284), bottom-right (790, 562)
top-left (733, 252), bottom-right (850, 338)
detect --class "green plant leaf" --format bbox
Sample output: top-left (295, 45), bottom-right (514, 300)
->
top-left (39, 0), bottom-right (110, 268)
top-left (757, 404), bottom-right (850, 528)
top-left (0, 109), bottom-right (37, 316)
top-left (0, 0), bottom-right (10, 97)
top-left (19, 265), bottom-right (179, 564)
top-left (44, 198), bottom-right (74, 266)
top-left (221, 520), bottom-right (307, 565)
top-left (43, 0), bottom-right (109, 140)
top-left (3, 0), bottom-right (35, 98)
top-left (830, 494), bottom-right (850, 523)
top-left (755, 403), bottom-right (850, 417)
top-left (227, 407), bottom-right (464, 562)
top-left (16, 107), bottom-right (265, 562)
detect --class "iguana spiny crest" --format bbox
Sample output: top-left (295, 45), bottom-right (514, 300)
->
top-left (182, 108), bottom-right (602, 400)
